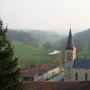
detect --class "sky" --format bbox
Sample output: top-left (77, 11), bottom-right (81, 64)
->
top-left (0, 0), bottom-right (90, 33)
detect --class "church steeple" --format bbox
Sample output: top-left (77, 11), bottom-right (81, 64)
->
top-left (65, 28), bottom-right (76, 63)
top-left (66, 28), bottom-right (73, 50)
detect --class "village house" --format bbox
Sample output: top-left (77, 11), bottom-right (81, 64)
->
top-left (21, 64), bottom-right (60, 82)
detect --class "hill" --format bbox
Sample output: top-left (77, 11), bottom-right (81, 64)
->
top-left (73, 29), bottom-right (90, 57)
top-left (7, 30), bottom-right (39, 47)
top-left (27, 30), bottom-right (60, 41)
top-left (7, 30), bottom-right (61, 50)
top-left (58, 29), bottom-right (90, 57)
top-left (6, 30), bottom-right (64, 68)
top-left (8, 29), bottom-right (90, 67)
top-left (74, 29), bottom-right (90, 50)
top-left (12, 41), bottom-right (53, 68)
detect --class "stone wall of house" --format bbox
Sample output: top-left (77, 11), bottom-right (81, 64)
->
top-left (64, 67), bottom-right (71, 81)
top-left (64, 68), bottom-right (90, 81)
top-left (37, 67), bottom-right (60, 81)
top-left (71, 69), bottom-right (90, 81)
top-left (47, 67), bottom-right (60, 77)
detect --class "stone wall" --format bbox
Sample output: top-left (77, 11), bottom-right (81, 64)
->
top-left (37, 67), bottom-right (60, 81)
top-left (71, 69), bottom-right (90, 81)
top-left (64, 68), bottom-right (90, 81)
top-left (64, 67), bottom-right (71, 81)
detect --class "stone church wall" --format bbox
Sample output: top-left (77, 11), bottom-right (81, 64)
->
top-left (64, 67), bottom-right (71, 81)
top-left (71, 69), bottom-right (90, 81)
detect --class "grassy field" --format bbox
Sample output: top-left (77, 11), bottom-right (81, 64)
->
top-left (78, 51), bottom-right (90, 57)
top-left (12, 41), bottom-right (53, 67)
top-left (12, 41), bottom-right (90, 68)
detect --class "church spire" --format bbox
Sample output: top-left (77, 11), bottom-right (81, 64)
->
top-left (65, 28), bottom-right (76, 63)
top-left (66, 28), bottom-right (73, 50)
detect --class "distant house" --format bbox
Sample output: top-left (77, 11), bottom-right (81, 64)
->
top-left (21, 64), bottom-right (60, 82)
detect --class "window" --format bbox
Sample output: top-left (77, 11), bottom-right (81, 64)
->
top-left (31, 77), bottom-right (34, 81)
top-left (75, 72), bottom-right (78, 80)
top-left (67, 52), bottom-right (72, 61)
top-left (85, 73), bottom-right (87, 81)
top-left (23, 77), bottom-right (30, 81)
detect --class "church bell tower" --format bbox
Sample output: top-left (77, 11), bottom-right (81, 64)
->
top-left (65, 28), bottom-right (76, 64)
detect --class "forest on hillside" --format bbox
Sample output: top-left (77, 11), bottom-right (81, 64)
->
top-left (7, 30), bottom-right (61, 50)
top-left (59, 29), bottom-right (90, 53)
top-left (7, 29), bottom-right (90, 51)
top-left (7, 30), bottom-right (62, 68)
top-left (6, 29), bottom-right (90, 68)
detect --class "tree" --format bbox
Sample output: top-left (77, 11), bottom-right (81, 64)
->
top-left (43, 41), bottom-right (52, 50)
top-left (74, 39), bottom-right (85, 53)
top-left (0, 20), bottom-right (20, 90)
top-left (59, 37), bottom-right (67, 50)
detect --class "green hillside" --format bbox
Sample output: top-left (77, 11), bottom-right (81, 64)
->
top-left (78, 51), bottom-right (90, 57)
top-left (12, 41), bottom-right (53, 68)
top-left (74, 29), bottom-right (90, 51)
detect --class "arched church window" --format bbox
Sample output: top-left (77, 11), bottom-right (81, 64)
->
top-left (85, 73), bottom-right (87, 81)
top-left (75, 72), bottom-right (78, 80)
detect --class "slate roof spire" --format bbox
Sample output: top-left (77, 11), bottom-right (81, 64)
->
top-left (66, 28), bottom-right (73, 50)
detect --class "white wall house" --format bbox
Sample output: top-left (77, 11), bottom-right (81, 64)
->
top-left (37, 67), bottom-right (60, 81)
top-left (21, 64), bottom-right (60, 82)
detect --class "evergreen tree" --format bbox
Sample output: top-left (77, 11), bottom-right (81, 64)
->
top-left (0, 20), bottom-right (20, 90)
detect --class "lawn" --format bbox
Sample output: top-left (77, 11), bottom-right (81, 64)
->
top-left (78, 51), bottom-right (90, 57)
top-left (12, 41), bottom-right (53, 67)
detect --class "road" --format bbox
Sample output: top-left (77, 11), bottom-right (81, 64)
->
top-left (48, 72), bottom-right (64, 82)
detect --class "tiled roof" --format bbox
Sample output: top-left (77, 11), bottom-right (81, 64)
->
top-left (21, 64), bottom-right (58, 77)
top-left (72, 58), bottom-right (90, 69)
top-left (23, 82), bottom-right (90, 90)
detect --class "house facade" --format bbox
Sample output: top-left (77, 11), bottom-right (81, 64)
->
top-left (21, 64), bottom-right (60, 82)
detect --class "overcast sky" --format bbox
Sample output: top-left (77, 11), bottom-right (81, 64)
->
top-left (0, 0), bottom-right (90, 33)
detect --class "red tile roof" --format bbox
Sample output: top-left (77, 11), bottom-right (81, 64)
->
top-left (23, 81), bottom-right (90, 90)
top-left (21, 64), bottom-right (58, 77)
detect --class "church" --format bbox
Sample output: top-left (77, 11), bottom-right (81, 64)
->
top-left (64, 28), bottom-right (90, 81)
